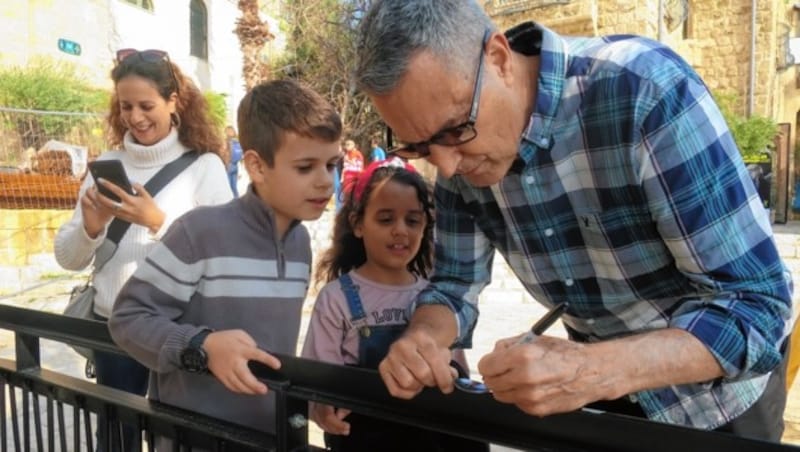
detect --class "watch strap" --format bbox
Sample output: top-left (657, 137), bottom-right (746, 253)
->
top-left (188, 328), bottom-right (213, 350)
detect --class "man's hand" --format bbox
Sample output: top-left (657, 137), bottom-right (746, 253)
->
top-left (204, 329), bottom-right (280, 395)
top-left (378, 327), bottom-right (455, 399)
top-left (309, 402), bottom-right (351, 435)
top-left (478, 328), bottom-right (725, 417)
top-left (478, 335), bottom-right (604, 416)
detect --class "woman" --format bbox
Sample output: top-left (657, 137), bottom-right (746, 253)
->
top-left (54, 48), bottom-right (232, 451)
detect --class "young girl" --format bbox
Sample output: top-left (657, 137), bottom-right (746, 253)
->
top-left (302, 157), bottom-right (487, 452)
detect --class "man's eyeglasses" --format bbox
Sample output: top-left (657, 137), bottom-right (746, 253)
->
top-left (115, 48), bottom-right (179, 94)
top-left (387, 29), bottom-right (491, 160)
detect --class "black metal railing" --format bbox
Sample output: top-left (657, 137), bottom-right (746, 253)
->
top-left (1, 304), bottom-right (799, 452)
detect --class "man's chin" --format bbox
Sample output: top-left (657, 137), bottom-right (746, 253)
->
top-left (462, 170), bottom-right (502, 187)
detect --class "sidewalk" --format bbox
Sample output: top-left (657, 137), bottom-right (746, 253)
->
top-left (1, 214), bottom-right (799, 448)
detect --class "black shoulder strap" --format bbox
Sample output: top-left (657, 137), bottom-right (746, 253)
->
top-left (106, 151), bottom-right (199, 244)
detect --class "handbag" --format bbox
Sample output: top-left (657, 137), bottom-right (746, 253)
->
top-left (63, 151), bottom-right (200, 365)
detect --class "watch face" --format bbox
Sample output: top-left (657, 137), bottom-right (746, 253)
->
top-left (180, 347), bottom-right (208, 373)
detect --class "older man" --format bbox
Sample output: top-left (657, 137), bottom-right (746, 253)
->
top-left (351, 0), bottom-right (792, 441)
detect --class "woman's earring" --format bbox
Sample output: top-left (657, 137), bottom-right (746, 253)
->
top-left (170, 112), bottom-right (181, 129)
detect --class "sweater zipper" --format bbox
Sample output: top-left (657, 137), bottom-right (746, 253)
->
top-left (277, 243), bottom-right (286, 278)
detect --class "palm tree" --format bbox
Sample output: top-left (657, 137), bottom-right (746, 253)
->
top-left (235, 0), bottom-right (275, 90)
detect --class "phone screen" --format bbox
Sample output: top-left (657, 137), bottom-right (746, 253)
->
top-left (88, 160), bottom-right (135, 203)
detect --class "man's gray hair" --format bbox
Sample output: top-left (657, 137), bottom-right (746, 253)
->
top-left (356, 0), bottom-right (495, 94)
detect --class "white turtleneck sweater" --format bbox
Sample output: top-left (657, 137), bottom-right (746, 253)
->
top-left (55, 129), bottom-right (233, 317)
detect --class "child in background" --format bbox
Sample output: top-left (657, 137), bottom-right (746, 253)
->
top-left (224, 125), bottom-right (244, 196)
top-left (110, 79), bottom-right (342, 448)
top-left (302, 157), bottom-right (488, 452)
top-left (340, 139), bottom-right (364, 196)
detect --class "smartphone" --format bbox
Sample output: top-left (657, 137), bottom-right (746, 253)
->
top-left (88, 160), bottom-right (135, 202)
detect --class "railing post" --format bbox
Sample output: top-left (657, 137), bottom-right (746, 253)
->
top-left (275, 392), bottom-right (308, 451)
top-left (15, 332), bottom-right (40, 370)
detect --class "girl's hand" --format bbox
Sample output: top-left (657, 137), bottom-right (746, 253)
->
top-left (95, 180), bottom-right (166, 234)
top-left (204, 329), bottom-right (281, 395)
top-left (309, 402), bottom-right (351, 435)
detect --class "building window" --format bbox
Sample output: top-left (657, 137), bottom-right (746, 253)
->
top-left (190, 0), bottom-right (208, 60)
top-left (122, 0), bottom-right (154, 11)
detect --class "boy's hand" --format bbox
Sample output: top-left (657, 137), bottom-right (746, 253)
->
top-left (204, 329), bottom-right (280, 395)
top-left (309, 402), bottom-right (351, 435)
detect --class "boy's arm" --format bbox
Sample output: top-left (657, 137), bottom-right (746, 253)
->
top-left (109, 221), bottom-right (204, 373)
top-left (110, 218), bottom-right (281, 395)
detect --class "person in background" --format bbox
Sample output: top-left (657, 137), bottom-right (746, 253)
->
top-left (303, 157), bottom-right (486, 452)
top-left (356, 0), bottom-right (792, 441)
top-left (225, 125), bottom-right (244, 196)
top-left (109, 79), bottom-right (342, 450)
top-left (341, 139), bottom-right (364, 197)
top-left (369, 137), bottom-right (386, 163)
top-left (54, 48), bottom-right (232, 451)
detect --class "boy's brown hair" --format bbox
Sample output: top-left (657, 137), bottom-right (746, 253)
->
top-left (237, 80), bottom-right (342, 166)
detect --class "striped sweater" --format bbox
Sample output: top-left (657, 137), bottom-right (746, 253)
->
top-left (109, 186), bottom-right (311, 433)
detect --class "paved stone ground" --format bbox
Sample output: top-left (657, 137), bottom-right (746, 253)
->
top-left (2, 209), bottom-right (799, 449)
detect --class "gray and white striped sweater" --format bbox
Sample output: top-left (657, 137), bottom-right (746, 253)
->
top-left (109, 187), bottom-right (311, 433)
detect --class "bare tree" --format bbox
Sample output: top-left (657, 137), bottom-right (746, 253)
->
top-left (275, 0), bottom-right (382, 148)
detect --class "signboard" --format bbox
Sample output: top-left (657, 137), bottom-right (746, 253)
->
top-left (57, 39), bottom-right (81, 56)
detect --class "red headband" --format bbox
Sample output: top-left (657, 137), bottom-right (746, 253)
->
top-left (352, 157), bottom-right (417, 203)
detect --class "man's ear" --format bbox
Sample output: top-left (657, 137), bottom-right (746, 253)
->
top-left (243, 150), bottom-right (267, 182)
top-left (486, 31), bottom-right (514, 84)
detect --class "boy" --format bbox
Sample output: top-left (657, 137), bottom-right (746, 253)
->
top-left (109, 79), bottom-right (342, 440)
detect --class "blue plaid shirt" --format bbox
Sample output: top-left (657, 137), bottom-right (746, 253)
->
top-left (413, 23), bottom-right (793, 429)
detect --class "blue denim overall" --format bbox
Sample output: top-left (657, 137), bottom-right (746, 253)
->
top-left (324, 274), bottom-right (488, 452)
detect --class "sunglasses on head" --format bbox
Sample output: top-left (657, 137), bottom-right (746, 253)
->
top-left (115, 48), bottom-right (179, 93)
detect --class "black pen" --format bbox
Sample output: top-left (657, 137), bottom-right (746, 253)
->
top-left (517, 301), bottom-right (568, 344)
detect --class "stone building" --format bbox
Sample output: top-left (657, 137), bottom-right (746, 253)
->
top-left (484, 0), bottom-right (800, 222)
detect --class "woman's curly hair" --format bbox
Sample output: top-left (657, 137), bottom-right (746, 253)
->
top-left (106, 53), bottom-right (223, 156)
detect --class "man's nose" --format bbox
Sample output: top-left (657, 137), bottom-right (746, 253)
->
top-left (426, 145), bottom-right (461, 179)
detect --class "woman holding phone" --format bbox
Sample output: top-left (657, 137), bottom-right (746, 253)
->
top-left (54, 49), bottom-right (232, 451)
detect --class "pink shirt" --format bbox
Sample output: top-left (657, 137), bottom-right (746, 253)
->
top-left (302, 271), bottom-right (468, 371)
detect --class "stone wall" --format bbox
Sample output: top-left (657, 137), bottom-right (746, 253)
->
top-left (486, 0), bottom-right (781, 117)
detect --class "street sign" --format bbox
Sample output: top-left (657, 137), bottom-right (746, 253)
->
top-left (57, 39), bottom-right (81, 56)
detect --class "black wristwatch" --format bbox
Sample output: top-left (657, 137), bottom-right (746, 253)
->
top-left (180, 329), bottom-right (213, 373)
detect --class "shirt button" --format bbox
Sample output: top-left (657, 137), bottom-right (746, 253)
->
top-left (586, 318), bottom-right (595, 325)
top-left (525, 175), bottom-right (535, 184)
top-left (544, 228), bottom-right (554, 237)
top-left (565, 278), bottom-right (574, 287)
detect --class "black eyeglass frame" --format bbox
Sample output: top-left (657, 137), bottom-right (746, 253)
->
top-left (115, 48), bottom-right (180, 95)
top-left (387, 29), bottom-right (492, 160)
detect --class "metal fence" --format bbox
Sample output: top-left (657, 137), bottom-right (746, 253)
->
top-left (1, 304), bottom-right (799, 452)
top-left (0, 107), bottom-right (106, 210)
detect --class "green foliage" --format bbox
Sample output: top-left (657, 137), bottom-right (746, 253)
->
top-left (715, 92), bottom-right (778, 162)
top-left (0, 57), bottom-right (108, 112)
top-left (203, 91), bottom-right (228, 131)
top-left (0, 57), bottom-right (109, 150)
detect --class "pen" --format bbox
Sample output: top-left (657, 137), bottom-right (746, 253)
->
top-left (516, 301), bottom-right (568, 344)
